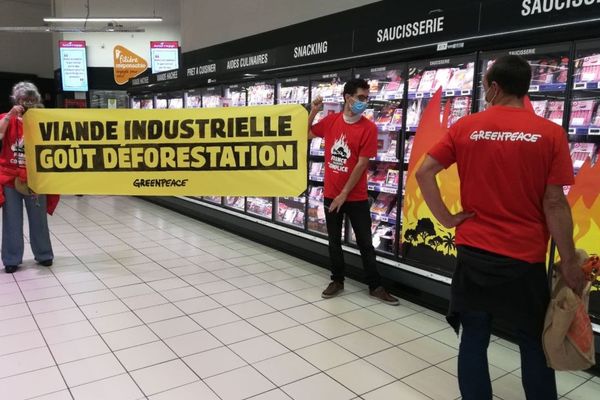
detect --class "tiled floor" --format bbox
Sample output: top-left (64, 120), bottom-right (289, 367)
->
top-left (0, 195), bottom-right (597, 400)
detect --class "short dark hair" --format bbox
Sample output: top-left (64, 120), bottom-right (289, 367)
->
top-left (485, 55), bottom-right (532, 98)
top-left (343, 78), bottom-right (370, 97)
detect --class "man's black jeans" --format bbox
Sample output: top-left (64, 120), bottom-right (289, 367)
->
top-left (324, 198), bottom-right (381, 290)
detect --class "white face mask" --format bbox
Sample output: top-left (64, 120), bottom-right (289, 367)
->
top-left (484, 85), bottom-right (498, 107)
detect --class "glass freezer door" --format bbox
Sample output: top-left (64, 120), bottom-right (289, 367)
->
top-left (223, 84), bottom-right (247, 211)
top-left (246, 82), bottom-right (276, 220)
top-left (275, 76), bottom-right (311, 230)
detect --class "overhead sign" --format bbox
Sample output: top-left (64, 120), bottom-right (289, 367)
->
top-left (22, 105), bottom-right (308, 196)
top-left (59, 40), bottom-right (88, 92)
top-left (224, 51), bottom-right (274, 72)
top-left (275, 32), bottom-right (353, 67)
top-left (151, 41), bottom-right (179, 73)
top-left (113, 45), bottom-right (148, 85)
top-left (480, 0), bottom-right (600, 33)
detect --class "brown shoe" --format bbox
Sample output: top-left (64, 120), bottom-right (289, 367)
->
top-left (322, 281), bottom-right (344, 299)
top-left (370, 286), bottom-right (399, 306)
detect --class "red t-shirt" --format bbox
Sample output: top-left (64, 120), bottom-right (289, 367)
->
top-left (312, 113), bottom-right (378, 201)
top-left (428, 105), bottom-right (574, 263)
top-left (0, 114), bottom-right (25, 171)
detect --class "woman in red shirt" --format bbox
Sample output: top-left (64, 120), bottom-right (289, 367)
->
top-left (0, 82), bottom-right (54, 273)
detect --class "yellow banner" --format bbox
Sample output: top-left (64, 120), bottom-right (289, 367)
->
top-left (23, 105), bottom-right (308, 196)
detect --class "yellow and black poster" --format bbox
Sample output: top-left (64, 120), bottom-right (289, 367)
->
top-left (23, 105), bottom-right (308, 196)
top-left (401, 89), bottom-right (461, 274)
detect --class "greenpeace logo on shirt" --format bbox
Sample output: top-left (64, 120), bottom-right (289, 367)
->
top-left (470, 130), bottom-right (542, 143)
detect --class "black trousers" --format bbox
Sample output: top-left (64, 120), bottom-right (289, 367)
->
top-left (324, 198), bottom-right (381, 290)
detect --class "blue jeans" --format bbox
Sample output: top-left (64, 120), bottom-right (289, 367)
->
top-left (458, 311), bottom-right (557, 400)
top-left (2, 186), bottom-right (53, 266)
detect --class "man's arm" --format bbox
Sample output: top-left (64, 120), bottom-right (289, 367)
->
top-left (328, 156), bottom-right (370, 213)
top-left (307, 96), bottom-right (323, 140)
top-left (543, 184), bottom-right (585, 294)
top-left (415, 155), bottom-right (474, 228)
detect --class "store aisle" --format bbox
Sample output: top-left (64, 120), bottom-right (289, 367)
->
top-left (0, 196), bottom-right (597, 400)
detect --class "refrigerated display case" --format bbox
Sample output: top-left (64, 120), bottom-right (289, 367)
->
top-left (479, 44), bottom-right (570, 123)
top-left (222, 84), bottom-right (247, 211)
top-left (275, 75), bottom-right (311, 229)
top-left (406, 55), bottom-right (475, 132)
top-left (246, 81), bottom-right (276, 219)
top-left (202, 86), bottom-right (224, 108)
top-left (155, 97), bottom-right (168, 109)
top-left (140, 97), bottom-right (154, 109)
top-left (352, 63), bottom-right (406, 254)
top-left (131, 98), bottom-right (141, 109)
top-left (185, 90), bottom-right (202, 108)
top-left (223, 84), bottom-right (246, 107)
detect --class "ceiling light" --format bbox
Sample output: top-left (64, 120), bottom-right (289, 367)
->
top-left (44, 17), bottom-right (162, 22)
top-left (0, 26), bottom-right (145, 33)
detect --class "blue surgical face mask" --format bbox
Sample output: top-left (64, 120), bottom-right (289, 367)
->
top-left (350, 98), bottom-right (368, 115)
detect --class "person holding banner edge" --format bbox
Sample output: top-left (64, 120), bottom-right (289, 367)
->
top-left (0, 82), bottom-right (54, 274)
top-left (308, 78), bottom-right (399, 305)
top-left (415, 55), bottom-right (585, 400)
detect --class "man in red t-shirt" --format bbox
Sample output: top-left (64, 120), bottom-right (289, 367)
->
top-left (416, 56), bottom-right (585, 400)
top-left (309, 79), bottom-right (398, 305)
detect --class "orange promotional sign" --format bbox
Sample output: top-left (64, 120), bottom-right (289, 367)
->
top-left (113, 45), bottom-right (148, 85)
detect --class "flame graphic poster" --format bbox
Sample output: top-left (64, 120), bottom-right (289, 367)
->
top-left (401, 89), bottom-right (460, 274)
top-left (566, 159), bottom-right (600, 321)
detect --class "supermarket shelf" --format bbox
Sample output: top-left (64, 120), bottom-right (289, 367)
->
top-left (371, 213), bottom-right (397, 224)
top-left (371, 93), bottom-right (404, 101)
top-left (569, 133), bottom-right (600, 142)
top-left (375, 122), bottom-right (402, 131)
top-left (277, 197), bottom-right (306, 207)
top-left (569, 126), bottom-right (600, 136)
top-left (322, 96), bottom-right (345, 103)
top-left (408, 89), bottom-right (471, 100)
top-left (309, 175), bottom-right (325, 183)
top-left (368, 183), bottom-right (399, 194)
top-left (372, 154), bottom-right (399, 163)
top-left (528, 83), bottom-right (567, 92)
top-left (310, 150), bottom-right (325, 157)
top-left (276, 219), bottom-right (305, 229)
top-left (278, 99), bottom-right (308, 104)
top-left (573, 81), bottom-right (600, 91)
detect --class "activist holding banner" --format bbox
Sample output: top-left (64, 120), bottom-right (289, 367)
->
top-left (309, 78), bottom-right (399, 306)
top-left (416, 55), bottom-right (586, 400)
top-left (0, 82), bottom-right (56, 274)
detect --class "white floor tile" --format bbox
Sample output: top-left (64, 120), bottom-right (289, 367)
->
top-left (211, 289), bottom-right (256, 306)
top-left (362, 381), bottom-right (431, 400)
top-left (28, 296), bottom-right (76, 314)
top-left (130, 359), bottom-right (198, 396)
top-left (111, 283), bottom-right (154, 299)
top-left (261, 293), bottom-right (307, 310)
top-left (184, 346), bottom-right (247, 378)
top-left (148, 315), bottom-right (202, 339)
top-left (101, 325), bottom-right (159, 351)
top-left (228, 299), bottom-right (276, 319)
top-left (565, 379), bottom-right (600, 400)
top-left (164, 330), bottom-right (222, 357)
top-left (327, 359), bottom-right (395, 395)
top-left (134, 303), bottom-right (184, 324)
top-left (242, 283), bottom-right (286, 298)
top-left (282, 373), bottom-right (355, 400)
top-left (254, 352), bottom-right (320, 386)
top-left (115, 340), bottom-right (177, 371)
top-left (399, 336), bottom-right (457, 364)
top-left (229, 335), bottom-right (289, 363)
top-left (306, 316), bottom-right (360, 339)
top-left (31, 390), bottom-right (74, 400)
top-left (246, 389), bottom-right (292, 400)
top-left (313, 298), bottom-right (362, 315)
top-left (0, 303), bottom-right (30, 321)
top-left (161, 285), bottom-right (203, 302)
top-left (365, 347), bottom-right (430, 379)
top-left (41, 320), bottom-right (97, 345)
top-left (0, 346), bottom-right (55, 379)
top-left (174, 296), bottom-right (221, 314)
top-left (0, 315), bottom-right (38, 336)
top-left (396, 313), bottom-right (448, 335)
top-left (491, 373), bottom-right (527, 400)
top-left (0, 330), bottom-right (46, 356)
top-left (247, 312), bottom-right (299, 333)
top-left (296, 340), bottom-right (358, 371)
top-left (205, 365), bottom-right (275, 400)
top-left (208, 320), bottom-right (263, 344)
top-left (149, 381), bottom-right (219, 400)
top-left (402, 366), bottom-right (460, 400)
top-left (89, 311), bottom-right (143, 334)
top-left (190, 307), bottom-right (241, 328)
top-left (71, 289), bottom-right (117, 306)
top-left (49, 335), bottom-right (110, 364)
top-left (282, 304), bottom-right (332, 324)
top-left (122, 293), bottom-right (168, 310)
top-left (79, 299), bottom-right (129, 319)
top-left (70, 373), bottom-right (144, 400)
top-left (269, 325), bottom-right (327, 350)
top-left (338, 308), bottom-right (389, 329)
top-left (0, 366), bottom-right (67, 400)
top-left (59, 353), bottom-right (125, 387)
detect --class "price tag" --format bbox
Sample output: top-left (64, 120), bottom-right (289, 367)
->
top-left (415, 92), bottom-right (424, 99)
top-left (528, 85), bottom-right (540, 93)
top-left (588, 128), bottom-right (600, 135)
top-left (461, 89), bottom-right (471, 96)
top-left (573, 82), bottom-right (587, 90)
top-left (368, 185), bottom-right (376, 191)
